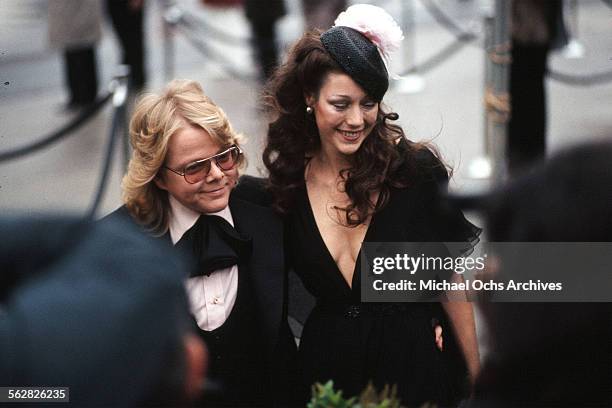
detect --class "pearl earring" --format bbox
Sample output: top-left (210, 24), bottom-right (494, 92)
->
top-left (306, 106), bottom-right (313, 114)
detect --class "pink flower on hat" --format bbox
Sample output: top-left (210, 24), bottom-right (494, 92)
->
top-left (334, 4), bottom-right (404, 77)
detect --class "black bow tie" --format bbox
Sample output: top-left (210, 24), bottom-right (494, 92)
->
top-left (175, 214), bottom-right (252, 277)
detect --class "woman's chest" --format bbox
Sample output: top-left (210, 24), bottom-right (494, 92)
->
top-left (309, 192), bottom-right (367, 261)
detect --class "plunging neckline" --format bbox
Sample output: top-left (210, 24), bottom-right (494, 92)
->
top-left (302, 185), bottom-right (379, 291)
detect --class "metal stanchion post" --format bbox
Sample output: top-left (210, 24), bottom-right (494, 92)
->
top-left (121, 108), bottom-right (130, 171)
top-left (86, 67), bottom-right (130, 219)
top-left (396, 0), bottom-right (426, 93)
top-left (111, 66), bottom-right (129, 167)
top-left (162, 0), bottom-right (181, 82)
top-left (483, 16), bottom-right (493, 160)
top-left (562, 0), bottom-right (585, 59)
top-left (112, 65), bottom-right (131, 170)
top-left (468, 15), bottom-right (495, 180)
top-left (467, 1), bottom-right (510, 187)
top-left (488, 0), bottom-right (511, 185)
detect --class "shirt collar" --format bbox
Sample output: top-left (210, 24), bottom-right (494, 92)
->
top-left (167, 195), bottom-right (234, 245)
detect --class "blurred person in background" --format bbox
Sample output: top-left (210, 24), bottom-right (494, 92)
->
top-left (105, 79), bottom-right (298, 406)
top-left (0, 216), bottom-right (207, 406)
top-left (244, 0), bottom-right (286, 81)
top-left (508, 0), bottom-right (567, 176)
top-left (106, 0), bottom-right (147, 91)
top-left (301, 0), bottom-right (346, 31)
top-left (471, 141), bottom-right (612, 407)
top-left (48, 0), bottom-right (102, 110)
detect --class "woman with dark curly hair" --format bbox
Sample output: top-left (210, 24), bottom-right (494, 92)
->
top-left (260, 4), bottom-right (481, 406)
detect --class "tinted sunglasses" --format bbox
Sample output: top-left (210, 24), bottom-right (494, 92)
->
top-left (163, 145), bottom-right (242, 184)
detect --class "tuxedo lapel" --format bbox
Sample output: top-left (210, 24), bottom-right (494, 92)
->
top-left (105, 202), bottom-right (286, 353)
top-left (229, 195), bottom-right (285, 354)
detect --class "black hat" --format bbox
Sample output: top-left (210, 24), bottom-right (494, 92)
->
top-left (321, 26), bottom-right (389, 101)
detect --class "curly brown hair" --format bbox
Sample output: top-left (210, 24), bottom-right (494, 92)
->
top-left (263, 30), bottom-right (439, 226)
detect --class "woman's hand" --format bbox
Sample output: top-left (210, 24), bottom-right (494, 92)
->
top-left (434, 324), bottom-right (443, 351)
top-left (441, 301), bottom-right (480, 387)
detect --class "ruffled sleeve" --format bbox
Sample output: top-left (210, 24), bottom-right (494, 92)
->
top-left (414, 147), bottom-right (482, 257)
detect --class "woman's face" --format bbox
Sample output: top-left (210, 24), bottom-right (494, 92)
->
top-left (306, 72), bottom-right (379, 158)
top-left (155, 125), bottom-right (238, 214)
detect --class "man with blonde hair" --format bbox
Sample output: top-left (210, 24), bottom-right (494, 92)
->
top-left (105, 79), bottom-right (297, 406)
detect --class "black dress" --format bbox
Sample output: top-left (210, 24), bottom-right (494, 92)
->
top-left (286, 148), bottom-right (481, 407)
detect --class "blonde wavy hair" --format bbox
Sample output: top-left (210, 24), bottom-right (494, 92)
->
top-left (121, 79), bottom-right (245, 235)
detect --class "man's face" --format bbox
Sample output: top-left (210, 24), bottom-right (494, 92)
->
top-left (155, 125), bottom-right (238, 214)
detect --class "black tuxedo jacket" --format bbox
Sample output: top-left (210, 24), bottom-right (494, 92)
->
top-left (103, 194), bottom-right (298, 406)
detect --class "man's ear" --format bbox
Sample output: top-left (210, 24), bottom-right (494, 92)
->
top-left (183, 333), bottom-right (207, 401)
top-left (154, 172), bottom-right (168, 191)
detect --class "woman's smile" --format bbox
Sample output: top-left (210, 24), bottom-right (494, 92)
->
top-left (338, 129), bottom-right (364, 142)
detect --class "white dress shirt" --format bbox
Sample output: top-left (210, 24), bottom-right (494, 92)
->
top-left (168, 195), bottom-right (238, 331)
